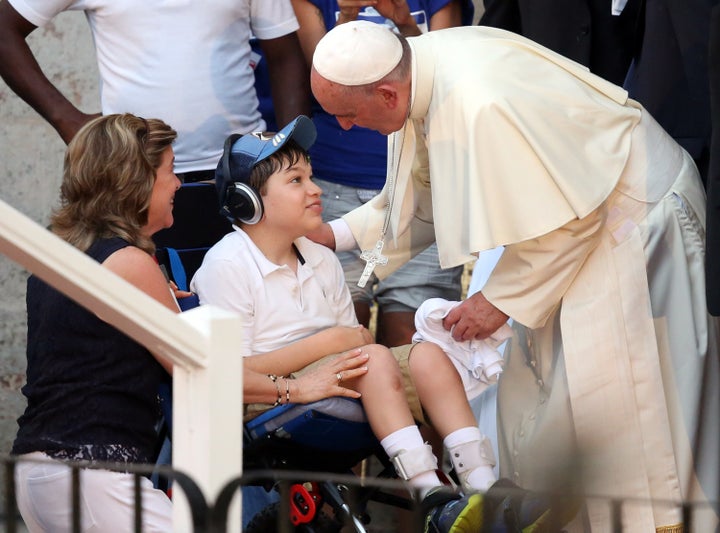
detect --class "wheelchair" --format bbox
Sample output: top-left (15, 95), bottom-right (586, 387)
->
top-left (240, 398), bottom-right (415, 532)
top-left (156, 380), bottom-right (414, 532)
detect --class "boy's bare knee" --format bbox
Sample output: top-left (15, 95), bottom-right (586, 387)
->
top-left (362, 343), bottom-right (404, 385)
top-left (408, 342), bottom-right (459, 388)
top-left (408, 341), bottom-right (446, 369)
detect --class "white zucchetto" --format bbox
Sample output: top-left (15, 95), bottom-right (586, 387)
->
top-left (312, 20), bottom-right (403, 86)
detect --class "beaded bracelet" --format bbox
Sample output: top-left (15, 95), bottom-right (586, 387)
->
top-left (282, 377), bottom-right (291, 404)
top-left (267, 374), bottom-right (282, 407)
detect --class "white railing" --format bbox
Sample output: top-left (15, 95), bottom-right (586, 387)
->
top-left (0, 198), bottom-right (243, 531)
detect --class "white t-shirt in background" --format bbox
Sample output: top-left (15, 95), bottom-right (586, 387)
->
top-left (10, 0), bottom-right (299, 173)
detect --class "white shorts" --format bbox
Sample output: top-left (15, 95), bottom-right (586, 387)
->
top-left (14, 452), bottom-right (172, 532)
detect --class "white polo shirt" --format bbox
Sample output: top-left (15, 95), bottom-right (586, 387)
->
top-left (190, 227), bottom-right (357, 357)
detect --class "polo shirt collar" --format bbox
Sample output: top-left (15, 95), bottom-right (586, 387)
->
top-left (232, 226), bottom-right (324, 277)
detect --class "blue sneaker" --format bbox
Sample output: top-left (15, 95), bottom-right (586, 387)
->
top-left (422, 479), bottom-right (578, 533)
top-left (422, 488), bottom-right (483, 533)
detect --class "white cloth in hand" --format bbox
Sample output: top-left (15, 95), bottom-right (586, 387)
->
top-left (412, 298), bottom-right (512, 400)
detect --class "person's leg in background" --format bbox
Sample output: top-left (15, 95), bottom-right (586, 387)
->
top-left (375, 243), bottom-right (464, 347)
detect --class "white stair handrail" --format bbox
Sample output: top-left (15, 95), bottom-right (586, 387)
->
top-left (0, 199), bottom-right (206, 370)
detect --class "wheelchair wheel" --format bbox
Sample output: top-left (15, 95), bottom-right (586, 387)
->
top-left (245, 502), bottom-right (341, 533)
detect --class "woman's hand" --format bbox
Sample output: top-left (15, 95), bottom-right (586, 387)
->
top-left (291, 348), bottom-right (369, 403)
top-left (169, 280), bottom-right (193, 300)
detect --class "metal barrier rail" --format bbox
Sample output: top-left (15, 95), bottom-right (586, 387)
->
top-left (2, 453), bottom-right (717, 532)
top-left (1, 454), bottom-right (414, 533)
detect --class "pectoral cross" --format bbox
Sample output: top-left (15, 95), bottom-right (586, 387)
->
top-left (358, 239), bottom-right (388, 288)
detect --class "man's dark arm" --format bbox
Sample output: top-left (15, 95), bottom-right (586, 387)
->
top-left (260, 32), bottom-right (311, 129)
top-left (0, 2), bottom-right (98, 143)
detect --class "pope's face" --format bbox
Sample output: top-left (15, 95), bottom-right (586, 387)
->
top-left (311, 70), bottom-right (407, 135)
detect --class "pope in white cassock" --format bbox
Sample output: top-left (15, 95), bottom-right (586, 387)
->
top-left (309, 20), bottom-right (720, 533)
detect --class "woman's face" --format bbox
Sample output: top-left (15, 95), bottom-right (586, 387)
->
top-left (144, 146), bottom-right (180, 236)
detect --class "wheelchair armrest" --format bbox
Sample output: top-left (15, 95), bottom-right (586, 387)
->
top-left (245, 397), bottom-right (377, 453)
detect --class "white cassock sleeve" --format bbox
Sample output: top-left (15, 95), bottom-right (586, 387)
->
top-left (482, 205), bottom-right (605, 329)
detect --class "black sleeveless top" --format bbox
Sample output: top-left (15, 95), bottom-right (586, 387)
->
top-left (12, 237), bottom-right (167, 464)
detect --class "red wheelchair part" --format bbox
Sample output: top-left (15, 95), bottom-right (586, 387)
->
top-left (290, 482), bottom-right (322, 525)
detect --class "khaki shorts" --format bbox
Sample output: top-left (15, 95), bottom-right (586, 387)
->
top-left (244, 343), bottom-right (426, 425)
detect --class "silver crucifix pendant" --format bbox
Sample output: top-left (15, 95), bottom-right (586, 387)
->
top-left (358, 239), bottom-right (389, 288)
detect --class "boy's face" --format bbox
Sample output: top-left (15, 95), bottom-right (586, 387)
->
top-left (261, 157), bottom-right (323, 236)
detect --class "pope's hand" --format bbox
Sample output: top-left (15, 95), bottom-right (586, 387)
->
top-left (306, 222), bottom-right (336, 250)
top-left (442, 291), bottom-right (509, 341)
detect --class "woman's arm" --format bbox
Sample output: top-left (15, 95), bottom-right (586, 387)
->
top-left (103, 246), bottom-right (180, 373)
top-left (243, 349), bottom-right (370, 404)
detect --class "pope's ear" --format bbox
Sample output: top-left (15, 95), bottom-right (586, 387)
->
top-left (376, 84), bottom-right (399, 109)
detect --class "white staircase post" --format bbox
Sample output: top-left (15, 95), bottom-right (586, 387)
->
top-left (173, 307), bottom-right (244, 531)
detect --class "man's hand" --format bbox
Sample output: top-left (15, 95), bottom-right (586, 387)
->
top-left (373, 0), bottom-right (416, 31)
top-left (336, 0), bottom-right (374, 23)
top-left (335, 0), bottom-right (418, 35)
top-left (442, 291), bottom-right (509, 341)
top-left (306, 222), bottom-right (337, 250)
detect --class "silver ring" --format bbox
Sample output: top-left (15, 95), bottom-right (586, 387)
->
top-left (336, 372), bottom-right (343, 383)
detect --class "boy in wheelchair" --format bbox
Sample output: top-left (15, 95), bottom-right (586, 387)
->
top-left (190, 116), bottom-right (571, 532)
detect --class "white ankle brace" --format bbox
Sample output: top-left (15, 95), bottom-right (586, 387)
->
top-left (391, 444), bottom-right (438, 481)
top-left (448, 437), bottom-right (496, 491)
